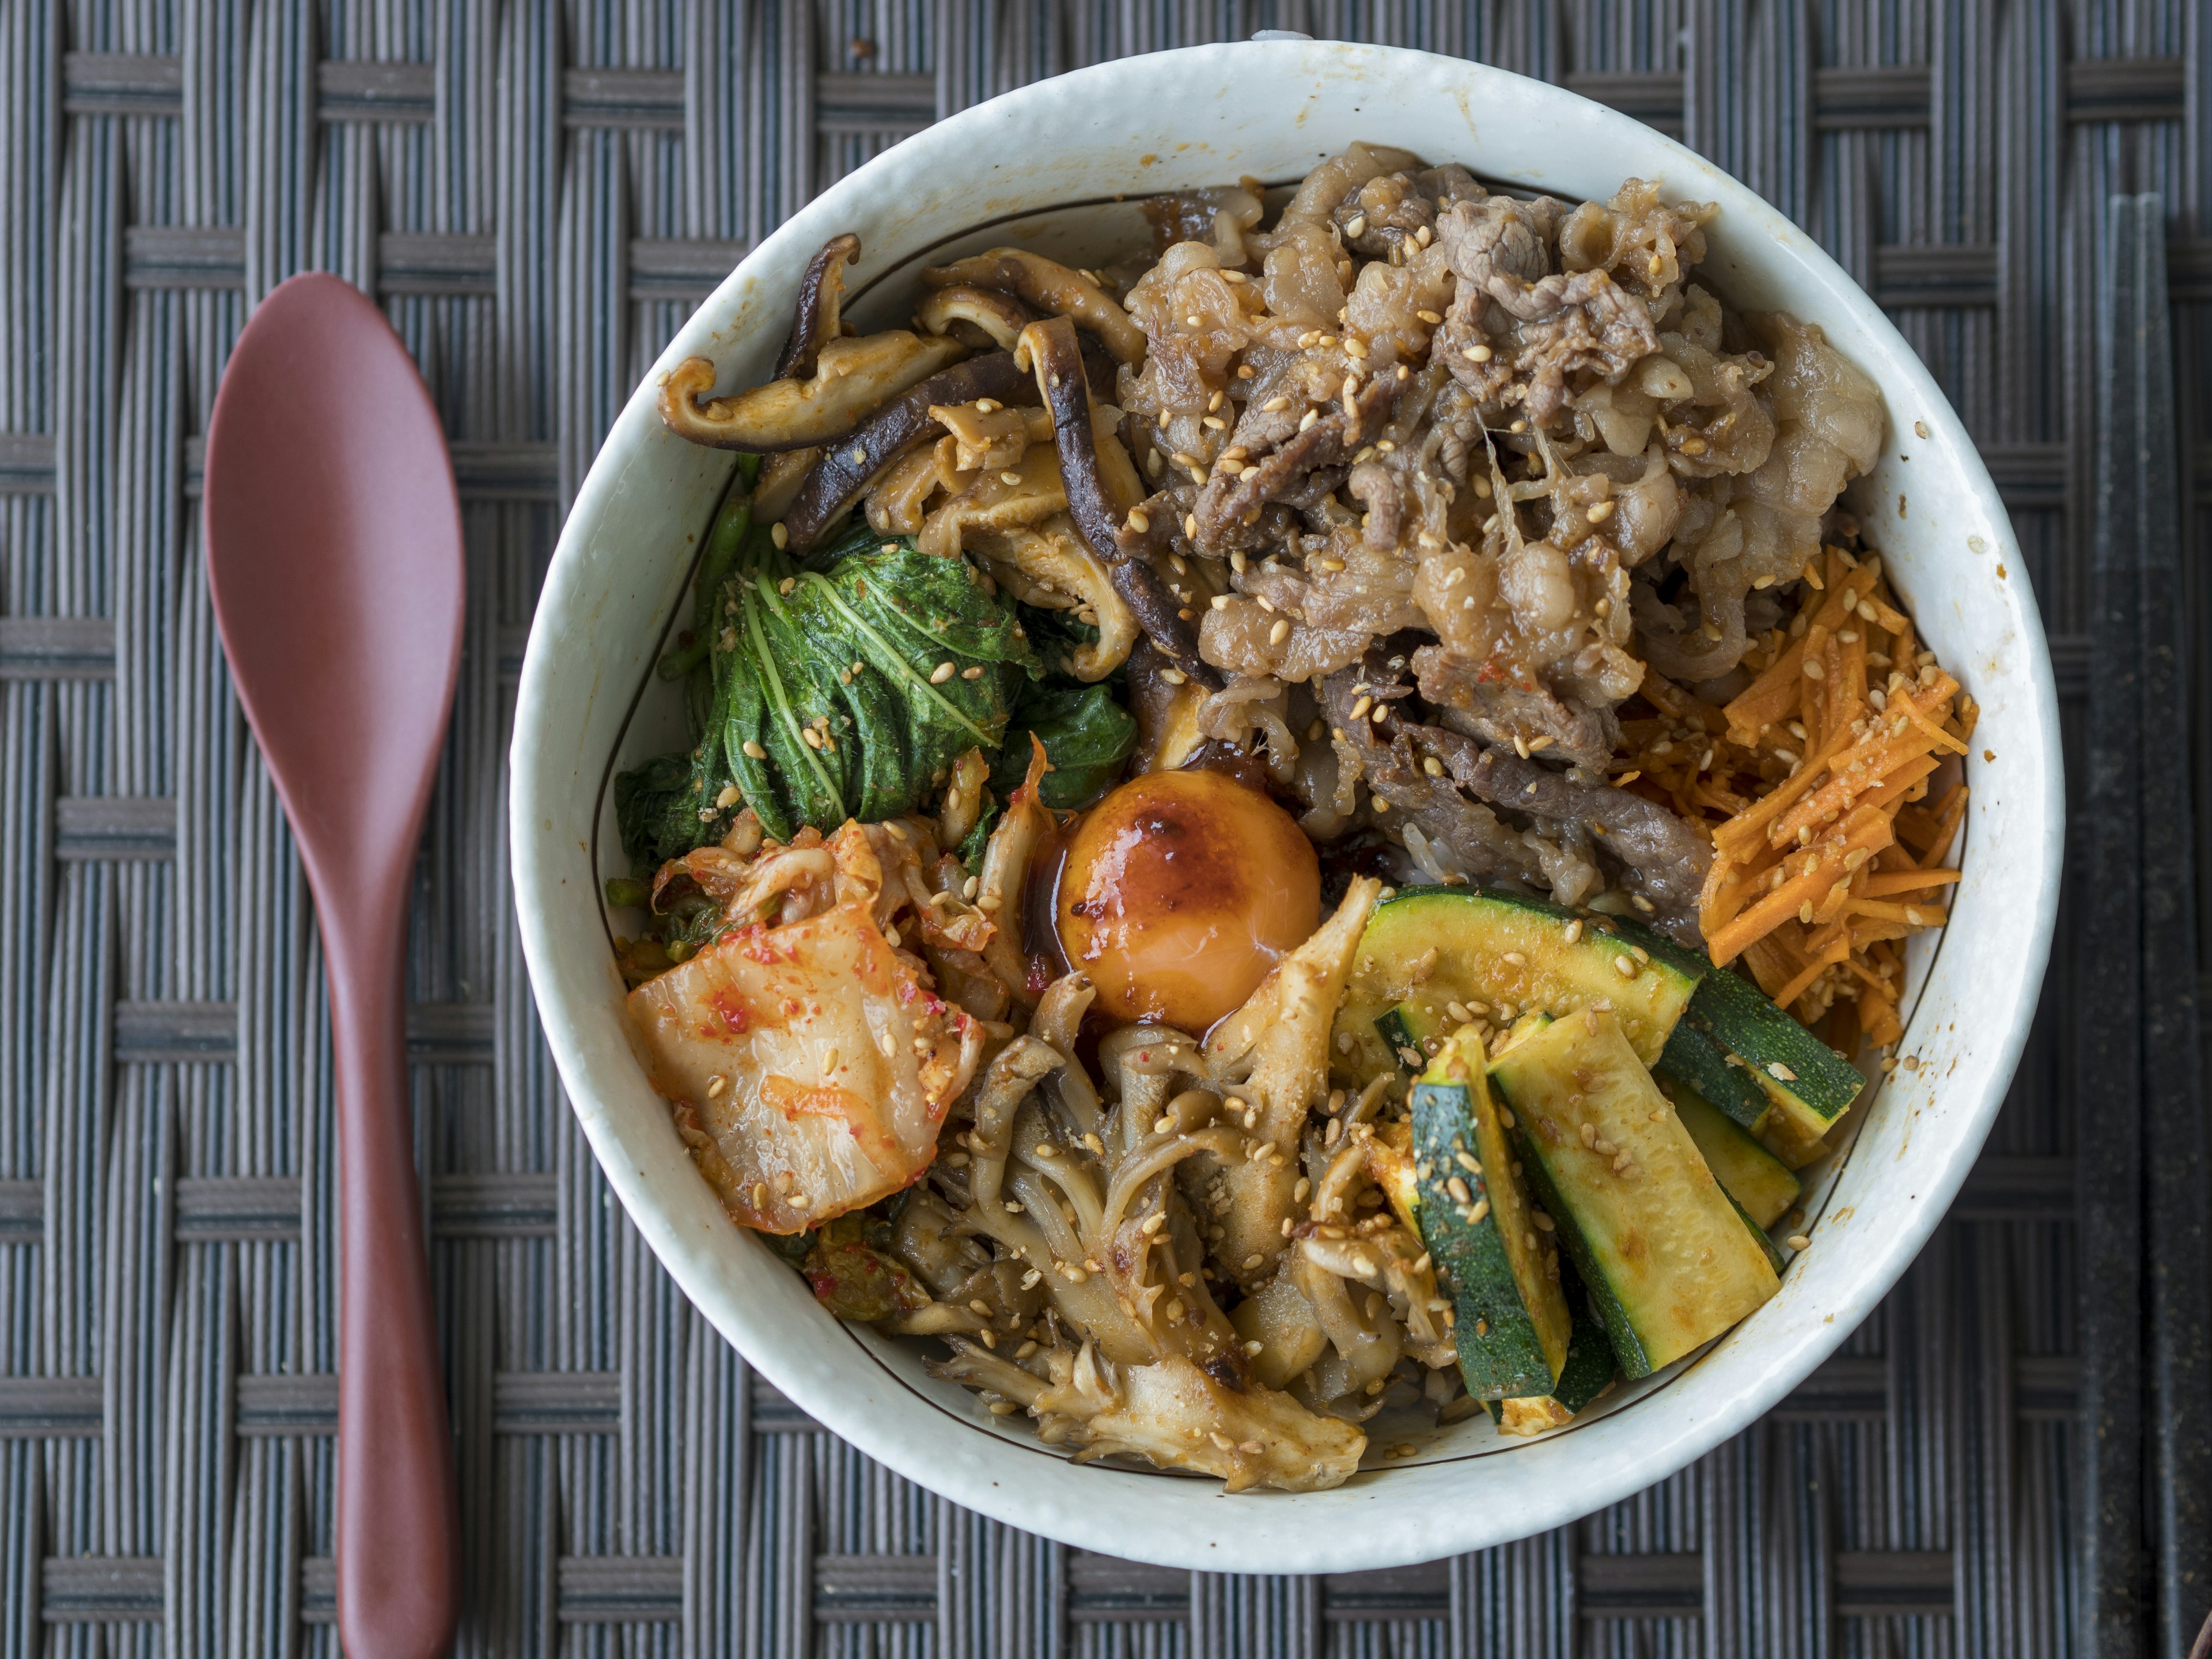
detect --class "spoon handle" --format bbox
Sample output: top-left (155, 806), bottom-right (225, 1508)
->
top-left (330, 922), bottom-right (459, 1658)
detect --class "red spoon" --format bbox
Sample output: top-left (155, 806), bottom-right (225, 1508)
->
top-left (204, 273), bottom-right (463, 1658)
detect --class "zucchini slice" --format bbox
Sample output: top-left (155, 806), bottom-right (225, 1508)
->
top-left (1757, 1108), bottom-right (1837, 1171)
top-left (1488, 1011), bottom-right (1780, 1378)
top-left (1382, 999), bottom-right (1552, 1074)
top-left (1336, 888), bottom-right (1704, 1082)
top-left (1655, 1021), bottom-right (1771, 1133)
top-left (1484, 1279), bottom-right (1619, 1435)
top-left (1726, 1190), bottom-right (1791, 1275)
top-left (1668, 1081), bottom-right (1801, 1229)
top-left (1374, 1005), bottom-right (1429, 1074)
top-left (1677, 964), bottom-right (1865, 1138)
top-left (1411, 1031), bottom-right (1572, 1399)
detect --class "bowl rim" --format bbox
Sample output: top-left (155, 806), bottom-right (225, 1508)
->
top-left (510, 38), bottom-right (2063, 1570)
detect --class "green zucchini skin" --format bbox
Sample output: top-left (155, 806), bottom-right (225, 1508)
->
top-left (1668, 1081), bottom-right (1801, 1228)
top-left (1483, 1277), bottom-right (1619, 1434)
top-left (1489, 1013), bottom-right (1779, 1379)
top-left (1655, 1020), bottom-right (1771, 1132)
top-left (1376, 1007), bottom-right (1427, 1074)
top-left (1411, 1037), bottom-right (1571, 1400)
top-left (1725, 1189), bottom-right (1790, 1275)
top-left (1677, 963), bottom-right (1865, 1136)
top-left (1335, 888), bottom-right (1704, 1082)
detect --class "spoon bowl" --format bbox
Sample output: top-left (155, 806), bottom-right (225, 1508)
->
top-left (204, 271), bottom-right (463, 1658)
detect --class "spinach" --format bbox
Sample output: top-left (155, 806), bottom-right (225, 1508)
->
top-left (957, 678), bottom-right (1140, 868)
top-left (614, 749), bottom-right (726, 870)
top-left (720, 522), bottom-right (1041, 840)
top-left (613, 506), bottom-right (1043, 858)
top-left (991, 680), bottom-right (1138, 810)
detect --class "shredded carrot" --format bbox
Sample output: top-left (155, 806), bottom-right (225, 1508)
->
top-left (1615, 543), bottom-right (1967, 1033)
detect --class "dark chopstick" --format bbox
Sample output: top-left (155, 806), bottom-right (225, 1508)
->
top-left (2082, 192), bottom-right (2212, 1659)
top-left (2081, 190), bottom-right (2153, 1659)
top-left (2126, 195), bottom-right (2212, 1659)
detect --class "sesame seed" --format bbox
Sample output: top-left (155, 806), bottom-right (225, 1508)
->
top-left (1803, 659), bottom-right (1827, 680)
top-left (1127, 507), bottom-right (1150, 533)
top-left (1464, 343), bottom-right (1493, 362)
top-left (1614, 955), bottom-right (1637, 978)
top-left (1344, 214), bottom-right (1368, 238)
top-left (770, 522), bottom-right (789, 549)
top-left (777, 575), bottom-right (796, 595)
top-left (960, 664), bottom-right (984, 680)
top-left (1160, 666), bottom-right (1187, 685)
top-left (1787, 1234), bottom-right (1812, 1252)
top-left (1268, 619), bottom-right (1290, 645)
top-left (930, 661), bottom-right (956, 684)
top-left (1767, 1062), bottom-right (1798, 1082)
top-left (1468, 1198), bottom-right (1490, 1225)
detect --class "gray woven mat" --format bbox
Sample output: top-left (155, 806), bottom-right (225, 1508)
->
top-left (2, 2), bottom-right (2203, 1653)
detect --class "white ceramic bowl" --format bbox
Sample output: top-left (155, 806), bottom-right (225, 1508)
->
top-left (510, 40), bottom-right (2062, 1571)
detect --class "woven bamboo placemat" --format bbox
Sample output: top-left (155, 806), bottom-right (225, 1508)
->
top-left (2, 2), bottom-right (2205, 1653)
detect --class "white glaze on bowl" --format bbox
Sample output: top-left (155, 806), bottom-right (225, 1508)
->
top-left (510, 41), bottom-right (2062, 1573)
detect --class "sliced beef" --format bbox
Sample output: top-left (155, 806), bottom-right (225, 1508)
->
top-left (1189, 370), bottom-right (1414, 550)
top-left (1410, 724), bottom-right (1711, 942)
top-left (1411, 646), bottom-right (1618, 771)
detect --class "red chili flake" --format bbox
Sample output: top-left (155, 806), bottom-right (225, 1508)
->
top-left (1025, 956), bottom-right (1052, 995)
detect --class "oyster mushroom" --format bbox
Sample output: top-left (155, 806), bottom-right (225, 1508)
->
top-left (1013, 317), bottom-right (1219, 689)
top-left (922, 248), bottom-right (1149, 366)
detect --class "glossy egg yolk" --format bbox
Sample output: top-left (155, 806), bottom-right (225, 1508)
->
top-left (1056, 768), bottom-right (1321, 1032)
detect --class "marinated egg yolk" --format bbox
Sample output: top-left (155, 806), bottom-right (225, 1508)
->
top-left (1056, 768), bottom-right (1321, 1032)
